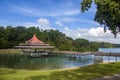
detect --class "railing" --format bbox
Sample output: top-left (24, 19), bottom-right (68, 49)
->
top-left (53, 51), bottom-right (92, 55)
top-left (93, 52), bottom-right (120, 57)
top-left (52, 51), bottom-right (120, 57)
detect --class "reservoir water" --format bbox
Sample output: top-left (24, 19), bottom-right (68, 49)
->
top-left (98, 48), bottom-right (120, 62)
top-left (99, 48), bottom-right (120, 53)
top-left (0, 48), bottom-right (120, 70)
top-left (0, 54), bottom-right (93, 70)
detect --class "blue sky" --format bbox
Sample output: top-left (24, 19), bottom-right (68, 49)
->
top-left (0, 0), bottom-right (120, 44)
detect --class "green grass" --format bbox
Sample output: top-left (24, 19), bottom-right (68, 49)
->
top-left (0, 49), bottom-right (21, 54)
top-left (0, 68), bottom-right (52, 80)
top-left (0, 62), bottom-right (120, 80)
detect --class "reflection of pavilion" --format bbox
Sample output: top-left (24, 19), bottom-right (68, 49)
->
top-left (15, 33), bottom-right (54, 57)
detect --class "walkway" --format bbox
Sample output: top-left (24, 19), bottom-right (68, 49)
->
top-left (94, 73), bottom-right (120, 80)
top-left (53, 51), bottom-right (120, 57)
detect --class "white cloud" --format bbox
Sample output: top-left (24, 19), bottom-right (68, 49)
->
top-left (15, 18), bottom-right (54, 30)
top-left (63, 27), bottom-right (120, 44)
top-left (63, 27), bottom-right (80, 39)
top-left (55, 21), bottom-right (63, 27)
top-left (62, 17), bottom-right (99, 26)
top-left (88, 27), bottom-right (103, 37)
top-left (87, 27), bottom-right (113, 37)
top-left (37, 18), bottom-right (50, 26)
top-left (11, 4), bottom-right (80, 17)
top-left (37, 18), bottom-right (53, 29)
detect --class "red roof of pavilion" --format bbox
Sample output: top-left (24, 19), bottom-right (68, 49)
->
top-left (26, 33), bottom-right (44, 44)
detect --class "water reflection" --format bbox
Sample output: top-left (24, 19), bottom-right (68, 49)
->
top-left (0, 54), bottom-right (93, 70)
top-left (0, 54), bottom-right (120, 70)
top-left (93, 56), bottom-right (103, 64)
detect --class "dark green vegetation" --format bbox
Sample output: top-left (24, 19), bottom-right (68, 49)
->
top-left (81, 0), bottom-right (120, 37)
top-left (0, 26), bottom-right (114, 51)
top-left (0, 62), bottom-right (120, 80)
top-left (113, 44), bottom-right (120, 48)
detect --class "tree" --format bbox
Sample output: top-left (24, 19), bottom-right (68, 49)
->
top-left (0, 26), bottom-right (114, 50)
top-left (81, 0), bottom-right (120, 37)
top-left (73, 38), bottom-right (89, 51)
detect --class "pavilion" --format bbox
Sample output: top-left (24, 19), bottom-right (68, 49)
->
top-left (15, 33), bottom-right (54, 57)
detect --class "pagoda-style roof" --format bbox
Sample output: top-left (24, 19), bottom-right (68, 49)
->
top-left (26, 33), bottom-right (44, 44)
top-left (15, 33), bottom-right (54, 49)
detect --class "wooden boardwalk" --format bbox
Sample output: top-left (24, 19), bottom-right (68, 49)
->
top-left (51, 51), bottom-right (120, 62)
top-left (52, 51), bottom-right (93, 59)
top-left (53, 51), bottom-right (92, 55)
top-left (93, 52), bottom-right (120, 57)
top-left (52, 51), bottom-right (120, 57)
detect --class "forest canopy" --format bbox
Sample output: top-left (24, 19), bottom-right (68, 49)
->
top-left (81, 0), bottom-right (120, 37)
top-left (0, 26), bottom-right (114, 51)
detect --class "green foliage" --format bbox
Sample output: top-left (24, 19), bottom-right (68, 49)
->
top-left (73, 38), bottom-right (114, 52)
top-left (81, 0), bottom-right (120, 37)
top-left (113, 44), bottom-right (120, 47)
top-left (0, 26), bottom-right (114, 51)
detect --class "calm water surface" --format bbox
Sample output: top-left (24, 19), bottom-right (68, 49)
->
top-left (0, 48), bottom-right (120, 70)
top-left (0, 54), bottom-right (93, 70)
top-left (99, 48), bottom-right (120, 53)
top-left (98, 48), bottom-right (120, 62)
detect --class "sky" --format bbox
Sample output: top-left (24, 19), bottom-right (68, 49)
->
top-left (0, 0), bottom-right (120, 44)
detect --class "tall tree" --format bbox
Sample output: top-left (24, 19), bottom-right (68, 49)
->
top-left (81, 0), bottom-right (120, 37)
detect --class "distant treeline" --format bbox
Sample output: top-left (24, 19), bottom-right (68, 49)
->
top-left (113, 44), bottom-right (120, 48)
top-left (0, 26), bottom-right (115, 51)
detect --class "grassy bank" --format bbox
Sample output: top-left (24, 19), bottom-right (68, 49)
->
top-left (0, 62), bottom-right (120, 80)
top-left (0, 49), bottom-right (21, 54)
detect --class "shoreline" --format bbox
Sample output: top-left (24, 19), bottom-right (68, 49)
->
top-left (0, 62), bottom-right (120, 80)
top-left (0, 61), bottom-right (116, 71)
